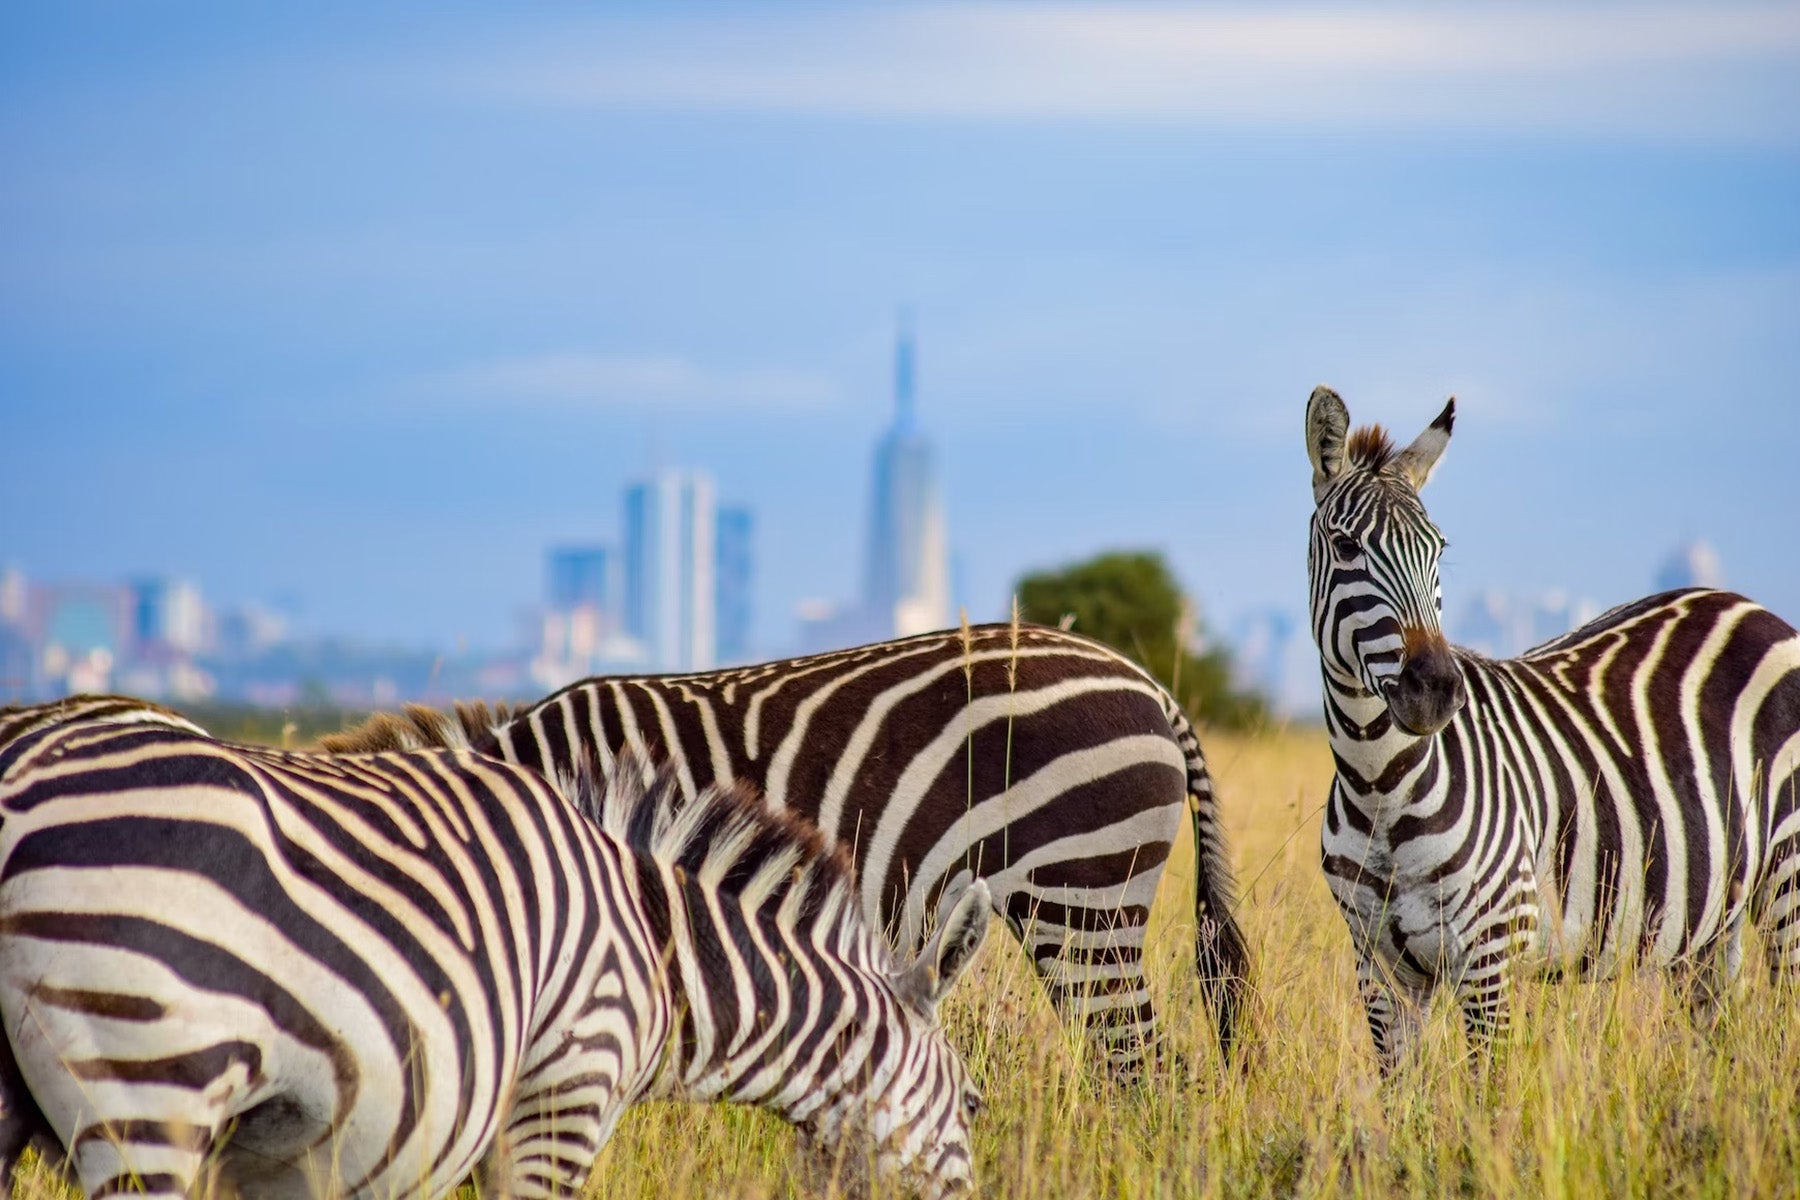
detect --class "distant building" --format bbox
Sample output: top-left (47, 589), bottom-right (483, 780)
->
top-left (794, 598), bottom-right (875, 658)
top-left (0, 624), bottom-right (32, 700)
top-left (1451, 588), bottom-right (1600, 659)
top-left (213, 604), bottom-right (288, 660)
top-left (1229, 608), bottom-right (1313, 716)
top-left (862, 316), bottom-right (950, 639)
top-left (0, 567), bottom-right (28, 697)
top-left (624, 470), bottom-right (716, 671)
top-left (547, 545), bottom-right (616, 613)
top-left (0, 566), bottom-right (25, 627)
top-left (31, 582), bottom-right (132, 696)
top-left (1655, 541), bottom-right (1723, 592)
top-left (130, 576), bottom-right (207, 655)
top-left (715, 505), bottom-right (754, 664)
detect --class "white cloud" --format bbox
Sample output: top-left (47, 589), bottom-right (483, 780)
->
top-left (415, 352), bottom-right (839, 413)
top-left (441, 4), bottom-right (1800, 144)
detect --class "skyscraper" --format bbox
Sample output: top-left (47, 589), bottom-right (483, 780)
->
top-left (1655, 541), bottom-right (1723, 592)
top-left (546, 545), bottom-right (615, 613)
top-left (715, 505), bottom-right (754, 664)
top-left (863, 317), bottom-right (950, 638)
top-left (624, 470), bottom-right (716, 671)
top-left (130, 576), bottom-right (206, 655)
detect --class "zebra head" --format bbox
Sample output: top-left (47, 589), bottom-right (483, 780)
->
top-left (1305, 386), bottom-right (1466, 737)
top-left (598, 761), bottom-right (990, 1198)
top-left (795, 879), bottom-right (991, 1199)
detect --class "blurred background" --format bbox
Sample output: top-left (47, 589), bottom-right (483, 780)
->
top-left (2, 2), bottom-right (1796, 722)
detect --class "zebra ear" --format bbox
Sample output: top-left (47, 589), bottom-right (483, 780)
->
top-left (897, 880), bottom-right (992, 1014)
top-left (1305, 386), bottom-right (1351, 502)
top-left (1394, 398), bottom-right (1455, 491)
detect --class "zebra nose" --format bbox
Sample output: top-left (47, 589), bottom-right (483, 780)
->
top-left (1389, 649), bottom-right (1464, 736)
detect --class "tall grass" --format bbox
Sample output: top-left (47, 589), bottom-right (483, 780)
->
top-left (570, 727), bottom-right (1800, 1198)
top-left (12, 727), bottom-right (1797, 1197)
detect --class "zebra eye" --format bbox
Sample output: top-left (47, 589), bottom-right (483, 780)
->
top-left (963, 1090), bottom-right (984, 1117)
top-left (1331, 533), bottom-right (1361, 561)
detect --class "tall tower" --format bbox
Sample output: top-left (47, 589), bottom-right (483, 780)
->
top-left (624, 470), bottom-right (717, 671)
top-left (715, 505), bottom-right (755, 664)
top-left (863, 315), bottom-right (950, 638)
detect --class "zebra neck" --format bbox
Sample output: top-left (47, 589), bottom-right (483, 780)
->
top-left (644, 877), bottom-right (826, 1123)
top-left (1321, 672), bottom-right (1442, 809)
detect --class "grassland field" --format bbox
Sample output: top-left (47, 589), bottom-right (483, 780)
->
top-left (11, 724), bottom-right (1798, 1198)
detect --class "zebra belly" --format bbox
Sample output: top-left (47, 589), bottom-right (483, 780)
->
top-left (1533, 776), bottom-right (1756, 978)
top-left (886, 755), bottom-right (1185, 954)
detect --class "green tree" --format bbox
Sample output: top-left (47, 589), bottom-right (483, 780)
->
top-left (1013, 550), bottom-right (1269, 730)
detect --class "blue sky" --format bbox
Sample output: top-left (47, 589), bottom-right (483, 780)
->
top-left (3, 2), bottom-right (1797, 656)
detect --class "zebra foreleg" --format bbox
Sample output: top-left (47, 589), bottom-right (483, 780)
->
top-left (1674, 914), bottom-right (1747, 1034)
top-left (1355, 954), bottom-right (1427, 1078)
top-left (1452, 950), bottom-right (1516, 1061)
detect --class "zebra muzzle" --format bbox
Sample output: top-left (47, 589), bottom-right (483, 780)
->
top-left (1386, 644), bottom-right (1466, 737)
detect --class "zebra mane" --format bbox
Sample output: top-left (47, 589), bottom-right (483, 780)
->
top-left (317, 701), bottom-right (515, 756)
top-left (585, 755), bottom-right (874, 956)
top-left (1345, 424), bottom-right (1397, 471)
top-left (0, 694), bottom-right (204, 749)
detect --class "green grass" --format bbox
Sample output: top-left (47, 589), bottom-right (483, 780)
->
top-left (11, 727), bottom-right (1797, 1197)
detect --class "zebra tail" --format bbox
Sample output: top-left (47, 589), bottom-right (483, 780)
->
top-left (1169, 705), bottom-right (1251, 1061)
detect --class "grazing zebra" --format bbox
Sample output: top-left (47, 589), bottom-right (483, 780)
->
top-left (1304, 387), bottom-right (1800, 1072)
top-left (322, 621), bottom-right (1250, 1074)
top-left (0, 695), bottom-right (990, 1199)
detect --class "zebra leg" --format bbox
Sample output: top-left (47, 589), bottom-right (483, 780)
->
top-left (64, 1114), bottom-right (220, 1199)
top-left (1677, 914), bottom-right (1746, 1031)
top-left (1757, 836), bottom-right (1800, 983)
top-left (1013, 898), bottom-right (1159, 1079)
top-left (6, 1019), bottom-right (239, 1200)
top-left (1356, 954), bottom-right (1427, 1077)
top-left (0, 1039), bottom-right (56, 1199)
top-left (1453, 950), bottom-right (1516, 1059)
top-left (478, 1083), bottom-right (611, 1199)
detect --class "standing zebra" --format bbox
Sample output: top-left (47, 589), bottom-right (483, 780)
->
top-left (322, 622), bottom-right (1250, 1073)
top-left (1304, 387), bottom-right (1800, 1071)
top-left (0, 696), bottom-right (990, 1199)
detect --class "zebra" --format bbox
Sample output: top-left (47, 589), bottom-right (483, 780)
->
top-left (0, 695), bottom-right (991, 1199)
top-left (321, 621), bottom-right (1251, 1075)
top-left (1303, 386), bottom-right (1800, 1072)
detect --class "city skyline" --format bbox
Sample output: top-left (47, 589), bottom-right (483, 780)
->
top-left (0, 522), bottom-right (1734, 712)
top-left (3, 4), bottom-right (1795, 673)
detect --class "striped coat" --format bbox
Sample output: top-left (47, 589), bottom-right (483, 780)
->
top-left (1306, 387), bottom-right (1800, 1069)
top-left (325, 622), bottom-right (1250, 1073)
top-left (0, 696), bottom-right (988, 1199)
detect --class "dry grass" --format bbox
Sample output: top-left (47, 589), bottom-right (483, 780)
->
top-left (12, 725), bottom-right (1798, 1197)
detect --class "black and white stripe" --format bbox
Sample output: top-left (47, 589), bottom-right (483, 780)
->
top-left (1305, 387), bottom-right (1800, 1071)
top-left (325, 622), bottom-right (1250, 1073)
top-left (0, 695), bottom-right (989, 1199)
